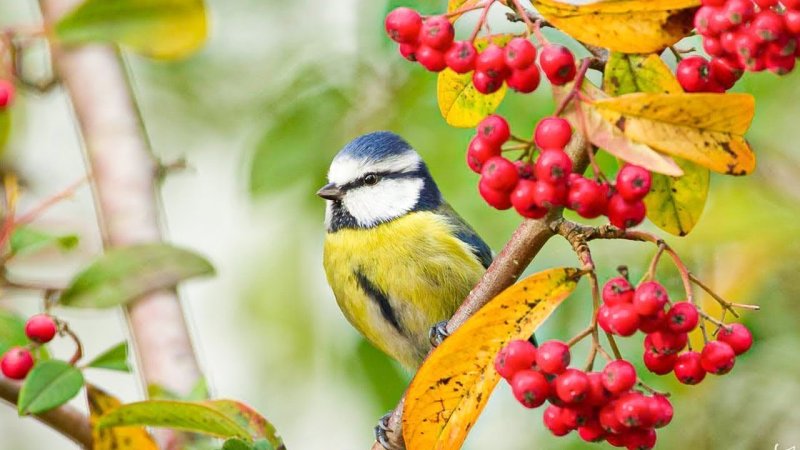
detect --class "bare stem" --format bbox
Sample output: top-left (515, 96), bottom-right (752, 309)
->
top-left (554, 59), bottom-right (591, 117)
top-left (469, 0), bottom-right (495, 42)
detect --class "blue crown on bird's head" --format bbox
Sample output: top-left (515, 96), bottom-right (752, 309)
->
top-left (334, 131), bottom-right (416, 162)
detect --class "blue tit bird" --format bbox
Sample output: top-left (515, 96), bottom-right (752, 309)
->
top-left (319, 131), bottom-right (492, 369)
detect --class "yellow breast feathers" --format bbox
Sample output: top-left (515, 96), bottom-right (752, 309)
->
top-left (323, 211), bottom-right (486, 368)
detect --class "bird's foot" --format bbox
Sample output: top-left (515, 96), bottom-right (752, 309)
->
top-left (429, 320), bottom-right (450, 347)
top-left (374, 412), bottom-right (394, 450)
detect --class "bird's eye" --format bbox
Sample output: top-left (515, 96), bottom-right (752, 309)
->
top-left (364, 173), bottom-right (379, 186)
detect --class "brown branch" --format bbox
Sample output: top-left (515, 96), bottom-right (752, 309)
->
top-left (39, 1), bottom-right (205, 447)
top-left (371, 135), bottom-right (591, 450)
top-left (0, 378), bottom-right (92, 449)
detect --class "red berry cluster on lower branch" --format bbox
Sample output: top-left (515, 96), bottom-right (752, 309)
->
top-left (683, 0), bottom-right (800, 92)
top-left (0, 314), bottom-right (58, 380)
top-left (495, 339), bottom-right (672, 449)
top-left (384, 8), bottom-right (579, 94)
top-left (468, 114), bottom-right (653, 229)
top-left (598, 276), bottom-right (753, 382)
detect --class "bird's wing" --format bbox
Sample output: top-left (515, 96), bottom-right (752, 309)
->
top-left (437, 202), bottom-right (493, 269)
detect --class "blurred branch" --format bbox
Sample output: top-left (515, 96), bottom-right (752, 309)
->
top-left (371, 134), bottom-right (591, 450)
top-left (39, 1), bottom-right (204, 448)
top-left (0, 378), bottom-right (92, 449)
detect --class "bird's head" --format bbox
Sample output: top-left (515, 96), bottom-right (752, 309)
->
top-left (318, 131), bottom-right (442, 232)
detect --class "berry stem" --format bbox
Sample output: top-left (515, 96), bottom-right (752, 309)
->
top-left (62, 324), bottom-right (83, 366)
top-left (689, 272), bottom-right (759, 315)
top-left (15, 175), bottom-right (89, 227)
top-left (510, 0), bottom-right (537, 39)
top-left (642, 243), bottom-right (666, 283)
top-left (443, 1), bottom-right (491, 19)
top-left (585, 145), bottom-right (608, 182)
top-left (468, 0), bottom-right (496, 42)
top-left (566, 325), bottom-right (594, 347)
top-left (553, 58), bottom-right (591, 117)
top-left (636, 379), bottom-right (668, 397)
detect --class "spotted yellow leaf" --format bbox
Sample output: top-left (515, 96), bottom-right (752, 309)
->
top-left (402, 268), bottom-right (581, 450)
top-left (592, 93), bottom-right (756, 175)
top-left (87, 385), bottom-right (158, 450)
top-left (603, 52), bottom-right (710, 236)
top-left (437, 34), bottom-right (512, 128)
top-left (532, 0), bottom-right (698, 53)
top-left (447, 0), bottom-right (481, 21)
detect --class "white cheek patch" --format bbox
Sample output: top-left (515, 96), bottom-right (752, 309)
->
top-left (328, 152), bottom-right (421, 186)
top-left (343, 178), bottom-right (423, 227)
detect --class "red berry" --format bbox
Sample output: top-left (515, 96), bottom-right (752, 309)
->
top-left (511, 180), bottom-right (548, 218)
top-left (472, 70), bottom-right (504, 94)
top-left (717, 323), bottom-right (753, 355)
top-left (724, 0), bottom-right (754, 25)
top-left (674, 351), bottom-right (707, 384)
top-left (507, 65), bottom-right (541, 93)
top-left (481, 156), bottom-right (519, 191)
top-left (25, 314), bottom-right (58, 344)
top-left (786, 10), bottom-right (800, 34)
top-left (639, 309), bottom-right (667, 333)
top-left (643, 348), bottom-right (678, 375)
top-left (709, 9), bottom-right (735, 34)
top-left (532, 179), bottom-right (568, 208)
top-left (419, 16), bottom-right (454, 51)
top-left (651, 394), bottom-right (673, 428)
top-left (665, 301), bottom-right (699, 333)
top-left (1, 347), bottom-right (34, 380)
top-left (766, 53), bottom-right (796, 75)
top-left (603, 277), bottom-right (635, 306)
top-left (543, 405), bottom-right (572, 436)
top-left (645, 330), bottom-right (687, 356)
top-left (676, 56), bottom-right (710, 92)
top-left (736, 32), bottom-right (763, 66)
top-left (608, 195), bottom-right (646, 229)
top-left (416, 45), bottom-right (447, 72)
top-left (752, 10), bottom-right (786, 43)
top-left (701, 0), bottom-right (726, 6)
top-left (754, 0), bottom-right (778, 7)
top-left (536, 340), bottom-right (571, 375)
top-left (585, 371), bottom-right (612, 406)
top-left (606, 433), bottom-right (627, 448)
top-left (534, 117), bottom-right (573, 150)
top-left (477, 115), bottom-right (510, 148)
top-left (578, 419), bottom-right (607, 443)
top-left (445, 41), bottom-right (477, 73)
top-left (599, 401), bottom-right (627, 434)
top-left (615, 392), bottom-right (655, 428)
top-left (478, 178), bottom-right (512, 210)
top-left (539, 45), bottom-right (576, 85)
top-left (606, 303), bottom-right (641, 337)
top-left (467, 137), bottom-right (500, 173)
top-left (504, 37), bottom-right (537, 70)
top-left (511, 369), bottom-right (550, 408)
top-left (476, 44), bottom-right (509, 79)
top-left (616, 164), bottom-right (652, 202)
top-left (633, 281), bottom-right (669, 316)
top-left (494, 339), bottom-right (537, 379)
top-left (560, 405), bottom-right (594, 428)
top-left (514, 160), bottom-right (535, 180)
top-left (767, 36), bottom-right (797, 58)
top-left (385, 7), bottom-right (422, 44)
top-left (710, 57), bottom-right (742, 90)
top-left (785, 0), bottom-right (800, 9)
top-left (602, 360), bottom-right (637, 394)
top-left (720, 31), bottom-right (739, 55)
top-left (567, 179), bottom-right (608, 219)
top-left (0, 80), bottom-right (14, 108)
top-left (694, 7), bottom-right (716, 36)
top-left (555, 368), bottom-right (591, 404)
top-left (624, 428), bottom-right (657, 450)
top-left (703, 36), bottom-right (725, 57)
top-left (535, 149), bottom-right (573, 185)
top-left (399, 43), bottom-right (418, 62)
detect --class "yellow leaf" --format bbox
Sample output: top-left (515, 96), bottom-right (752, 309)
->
top-left (602, 52), bottom-right (711, 236)
top-left (56, 0), bottom-right (208, 60)
top-left (402, 268), bottom-right (581, 450)
top-left (447, 0), bottom-right (481, 21)
top-left (593, 93), bottom-right (756, 175)
top-left (645, 157), bottom-right (709, 236)
top-left (532, 0), bottom-right (699, 53)
top-left (87, 385), bottom-right (158, 450)
top-left (437, 35), bottom-right (512, 128)
top-left (558, 83), bottom-right (683, 176)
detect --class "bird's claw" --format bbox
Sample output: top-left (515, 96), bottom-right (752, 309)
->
top-left (429, 320), bottom-right (450, 347)
top-left (375, 412), bottom-right (394, 450)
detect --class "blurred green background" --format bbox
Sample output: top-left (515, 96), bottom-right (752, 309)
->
top-left (0, 0), bottom-right (799, 449)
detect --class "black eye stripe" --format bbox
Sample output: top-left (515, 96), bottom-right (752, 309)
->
top-left (339, 170), bottom-right (421, 191)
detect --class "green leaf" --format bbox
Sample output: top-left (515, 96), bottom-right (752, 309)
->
top-left (0, 309), bottom-right (27, 356)
top-left (86, 342), bottom-right (130, 372)
top-left (18, 360), bottom-right (85, 415)
top-left (223, 438), bottom-right (276, 450)
top-left (603, 53), bottom-right (682, 96)
top-left (59, 243), bottom-right (215, 309)
top-left (205, 400), bottom-right (284, 448)
top-left (645, 157), bottom-right (710, 236)
top-left (10, 226), bottom-right (80, 256)
top-left (55, 0), bottom-right (208, 60)
top-left (98, 400), bottom-right (252, 441)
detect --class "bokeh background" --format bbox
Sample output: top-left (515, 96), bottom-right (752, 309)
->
top-left (1, 0), bottom-right (799, 449)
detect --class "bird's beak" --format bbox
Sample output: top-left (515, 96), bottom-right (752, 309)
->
top-left (317, 182), bottom-right (344, 201)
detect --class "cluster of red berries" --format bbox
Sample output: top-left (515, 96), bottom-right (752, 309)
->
top-left (384, 7), bottom-right (578, 94)
top-left (468, 114), bottom-right (653, 228)
top-left (495, 339), bottom-right (673, 449)
top-left (0, 314), bottom-right (58, 380)
top-left (681, 0), bottom-right (800, 92)
top-left (599, 276), bottom-right (753, 383)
